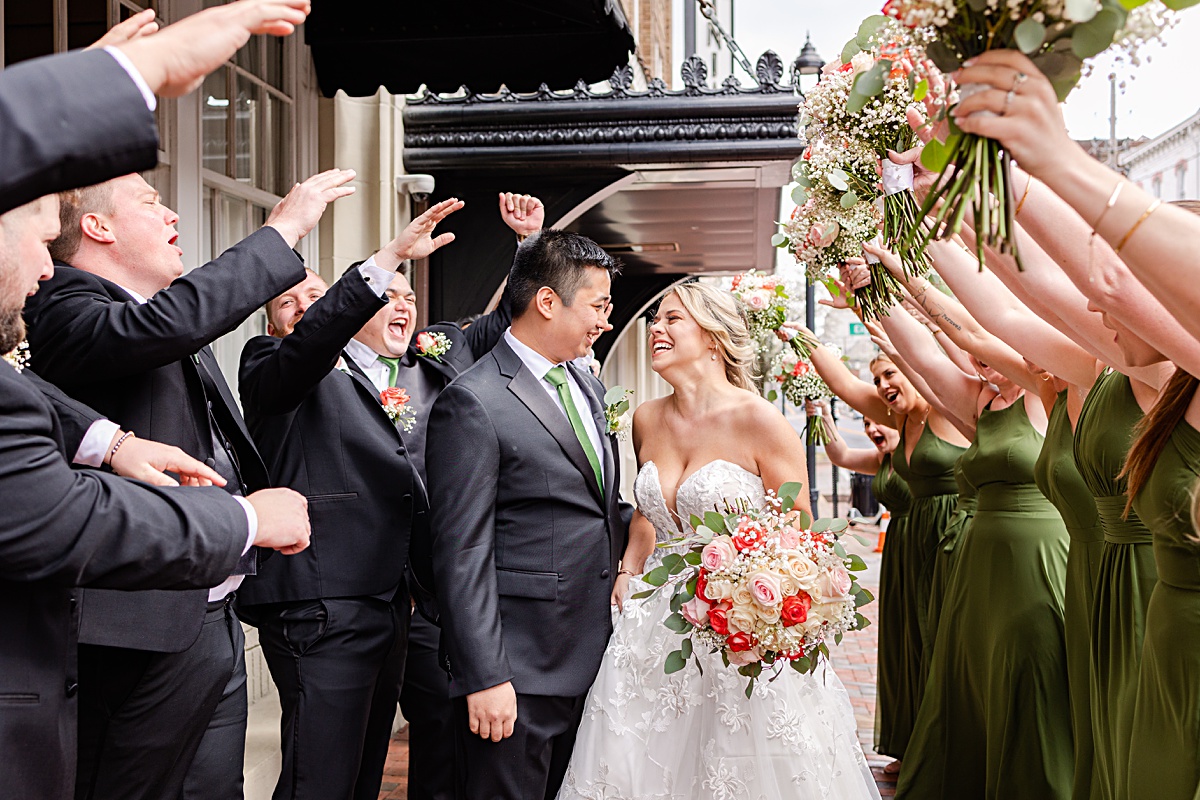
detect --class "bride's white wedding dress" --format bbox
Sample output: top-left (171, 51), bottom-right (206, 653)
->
top-left (558, 460), bottom-right (880, 800)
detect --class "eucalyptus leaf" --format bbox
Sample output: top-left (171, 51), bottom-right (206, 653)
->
top-left (665, 650), bottom-right (687, 674)
top-left (1071, 8), bottom-right (1122, 59)
top-left (704, 511), bottom-right (728, 534)
top-left (767, 389), bottom-right (779, 402)
top-left (851, 533), bottom-right (874, 547)
top-left (796, 510), bottom-right (813, 530)
top-left (681, 638), bottom-right (693, 659)
top-left (778, 481), bottom-right (804, 512)
top-left (846, 89), bottom-right (869, 115)
top-left (855, 612), bottom-right (871, 629)
top-left (1162, 0), bottom-right (1200, 8)
top-left (925, 40), bottom-right (961, 74)
top-left (684, 551), bottom-right (702, 566)
top-left (833, 542), bottom-right (848, 558)
top-left (603, 386), bottom-right (628, 405)
top-left (855, 14), bottom-right (888, 47)
top-left (631, 589), bottom-right (655, 599)
top-left (846, 553), bottom-right (868, 571)
top-left (841, 38), bottom-right (862, 65)
top-left (664, 612), bottom-right (690, 633)
top-left (827, 169), bottom-right (849, 192)
top-left (1064, 0), bottom-right (1102, 21)
top-left (791, 185), bottom-right (808, 206)
top-left (744, 679), bottom-right (755, 699)
top-left (1014, 17), bottom-right (1047, 53)
top-left (835, 631), bottom-right (844, 645)
top-left (812, 519), bottom-right (831, 533)
top-left (795, 172), bottom-right (813, 189)
top-left (670, 590), bottom-right (685, 613)
top-left (828, 519), bottom-right (849, 533)
top-left (663, 553), bottom-right (685, 571)
top-left (840, 190), bottom-right (859, 209)
top-left (643, 565), bottom-right (669, 586)
top-left (1031, 51), bottom-right (1084, 101)
top-left (853, 63), bottom-right (886, 98)
top-left (912, 78), bottom-right (928, 103)
top-left (966, 0), bottom-right (989, 11)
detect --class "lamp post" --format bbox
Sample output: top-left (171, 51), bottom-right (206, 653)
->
top-left (793, 33), bottom-right (824, 515)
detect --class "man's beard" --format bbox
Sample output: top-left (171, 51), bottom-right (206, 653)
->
top-left (0, 304), bottom-right (24, 355)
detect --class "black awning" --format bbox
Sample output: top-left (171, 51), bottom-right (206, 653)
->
top-left (305, 1), bottom-right (636, 98)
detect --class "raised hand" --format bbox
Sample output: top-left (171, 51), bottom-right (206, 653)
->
top-left (375, 197), bottom-right (465, 270)
top-left (816, 277), bottom-right (855, 311)
top-left (87, 7), bottom-right (159, 49)
top-left (466, 681), bottom-right (517, 742)
top-left (861, 243), bottom-right (908, 283)
top-left (499, 193), bottom-right (545, 238)
top-left (116, 0), bottom-right (310, 99)
top-left (265, 169), bottom-right (356, 248)
top-left (246, 487), bottom-right (311, 555)
top-left (106, 432), bottom-right (227, 488)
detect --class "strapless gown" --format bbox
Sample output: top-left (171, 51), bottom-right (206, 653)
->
top-left (557, 459), bottom-right (880, 800)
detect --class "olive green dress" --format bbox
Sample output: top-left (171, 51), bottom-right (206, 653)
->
top-left (1033, 390), bottom-right (1104, 800)
top-left (896, 399), bottom-right (1072, 799)
top-left (1126, 419), bottom-right (1200, 799)
top-left (872, 453), bottom-right (914, 758)
top-left (1073, 370), bottom-right (1157, 800)
top-left (925, 454), bottom-right (976, 669)
top-left (891, 424), bottom-right (965, 725)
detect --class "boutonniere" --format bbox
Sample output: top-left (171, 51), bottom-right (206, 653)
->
top-left (2, 340), bottom-right (30, 373)
top-left (414, 331), bottom-right (452, 362)
top-left (603, 385), bottom-right (633, 441)
top-left (380, 387), bottom-right (417, 432)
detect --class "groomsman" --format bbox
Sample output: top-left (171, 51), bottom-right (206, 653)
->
top-left (0, 193), bottom-right (312, 800)
top-left (23, 169), bottom-right (352, 800)
top-left (239, 193), bottom-right (542, 800)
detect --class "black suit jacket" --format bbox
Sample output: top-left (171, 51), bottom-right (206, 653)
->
top-left (22, 227), bottom-right (306, 651)
top-left (0, 362), bottom-right (249, 800)
top-left (425, 338), bottom-right (631, 699)
top-left (0, 49), bottom-right (157, 215)
top-left (236, 268), bottom-right (511, 607)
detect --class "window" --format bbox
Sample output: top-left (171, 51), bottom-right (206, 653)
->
top-left (1152, 175), bottom-right (1162, 199)
top-left (199, 0), bottom-right (299, 399)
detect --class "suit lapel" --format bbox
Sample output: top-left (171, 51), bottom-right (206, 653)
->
top-left (341, 351), bottom-right (403, 439)
top-left (497, 343), bottom-right (604, 506)
top-left (409, 340), bottom-right (458, 384)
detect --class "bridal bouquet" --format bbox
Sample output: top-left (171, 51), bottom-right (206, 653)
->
top-left (726, 271), bottom-right (817, 359)
top-left (634, 483), bottom-right (873, 698)
top-left (884, 0), bottom-right (1183, 265)
top-left (775, 347), bottom-right (838, 445)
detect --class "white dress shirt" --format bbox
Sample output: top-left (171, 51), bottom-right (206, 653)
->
top-left (104, 47), bottom-right (157, 111)
top-left (341, 257), bottom-right (404, 391)
top-left (503, 329), bottom-right (604, 483)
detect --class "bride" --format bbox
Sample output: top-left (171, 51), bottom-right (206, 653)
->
top-left (558, 283), bottom-right (880, 800)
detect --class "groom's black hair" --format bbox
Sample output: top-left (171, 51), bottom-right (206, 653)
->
top-left (509, 229), bottom-right (621, 319)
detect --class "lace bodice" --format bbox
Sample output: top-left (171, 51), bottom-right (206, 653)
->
top-left (634, 460), bottom-right (766, 544)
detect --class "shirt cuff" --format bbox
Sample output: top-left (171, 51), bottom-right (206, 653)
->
top-left (232, 496), bottom-right (258, 555)
top-left (74, 419), bottom-right (122, 467)
top-left (104, 47), bottom-right (157, 112)
top-left (358, 256), bottom-right (396, 298)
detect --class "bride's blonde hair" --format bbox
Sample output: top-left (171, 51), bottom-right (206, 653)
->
top-left (666, 282), bottom-right (756, 391)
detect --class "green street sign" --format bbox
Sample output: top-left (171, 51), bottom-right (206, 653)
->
top-left (849, 322), bottom-right (866, 336)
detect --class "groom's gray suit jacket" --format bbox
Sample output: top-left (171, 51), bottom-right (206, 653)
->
top-left (424, 337), bottom-right (632, 699)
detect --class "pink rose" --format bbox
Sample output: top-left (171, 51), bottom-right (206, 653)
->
top-left (415, 331), bottom-right (435, 352)
top-left (745, 290), bottom-right (770, 311)
top-left (777, 528), bottom-right (802, 550)
top-left (701, 536), bottom-right (737, 571)
top-left (681, 595), bottom-right (711, 628)
top-left (815, 565), bottom-right (854, 602)
top-left (728, 646), bottom-right (762, 667)
top-left (813, 221), bottom-right (840, 248)
top-left (749, 571), bottom-right (783, 607)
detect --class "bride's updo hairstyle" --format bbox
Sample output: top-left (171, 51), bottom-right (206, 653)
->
top-left (666, 282), bottom-right (756, 391)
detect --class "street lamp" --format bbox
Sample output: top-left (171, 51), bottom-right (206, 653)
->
top-left (792, 33), bottom-right (824, 514)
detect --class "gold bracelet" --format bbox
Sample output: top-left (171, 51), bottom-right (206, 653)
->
top-left (1092, 180), bottom-right (1125, 232)
top-left (1114, 199), bottom-right (1162, 255)
top-left (1015, 175), bottom-right (1034, 218)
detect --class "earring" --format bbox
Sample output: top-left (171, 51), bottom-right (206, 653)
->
top-left (711, 353), bottom-right (717, 361)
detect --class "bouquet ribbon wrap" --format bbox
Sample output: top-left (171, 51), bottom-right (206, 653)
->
top-left (881, 160), bottom-right (915, 196)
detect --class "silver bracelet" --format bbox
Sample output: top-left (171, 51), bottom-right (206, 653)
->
top-left (617, 568), bottom-right (635, 578)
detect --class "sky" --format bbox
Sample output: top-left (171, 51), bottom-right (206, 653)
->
top-left (729, 0), bottom-right (1200, 142)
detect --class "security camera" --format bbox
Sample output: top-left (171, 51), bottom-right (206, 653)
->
top-left (395, 174), bottom-right (435, 202)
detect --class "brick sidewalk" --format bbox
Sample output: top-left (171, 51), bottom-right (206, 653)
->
top-left (381, 525), bottom-right (896, 798)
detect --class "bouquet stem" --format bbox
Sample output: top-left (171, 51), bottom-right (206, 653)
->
top-left (883, 189), bottom-right (930, 280)
top-left (806, 415), bottom-right (834, 446)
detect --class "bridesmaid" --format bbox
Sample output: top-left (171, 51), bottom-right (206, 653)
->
top-left (808, 400), bottom-right (912, 769)
top-left (798, 327), bottom-right (969, 761)
top-left (844, 261), bottom-right (1072, 798)
top-left (1122, 369), bottom-right (1200, 799)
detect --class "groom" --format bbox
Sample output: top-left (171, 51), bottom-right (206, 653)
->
top-left (425, 229), bottom-right (631, 799)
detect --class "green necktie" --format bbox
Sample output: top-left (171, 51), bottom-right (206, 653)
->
top-left (544, 366), bottom-right (603, 493)
top-left (378, 356), bottom-right (401, 388)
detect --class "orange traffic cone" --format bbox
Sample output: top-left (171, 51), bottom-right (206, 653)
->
top-left (874, 510), bottom-right (890, 552)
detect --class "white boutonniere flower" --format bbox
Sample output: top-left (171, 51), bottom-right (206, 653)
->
top-left (2, 340), bottom-right (30, 373)
top-left (603, 385), bottom-right (634, 441)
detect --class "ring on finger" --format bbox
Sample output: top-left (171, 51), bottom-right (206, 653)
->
top-left (1011, 71), bottom-right (1028, 91)
top-left (1003, 89), bottom-right (1016, 115)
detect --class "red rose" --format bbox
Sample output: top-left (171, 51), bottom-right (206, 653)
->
top-left (732, 518), bottom-right (766, 552)
top-left (380, 387), bottom-right (410, 407)
top-left (708, 601), bottom-right (732, 635)
top-left (696, 569), bottom-right (709, 601)
top-left (781, 592), bottom-right (812, 627)
top-left (727, 631), bottom-right (755, 652)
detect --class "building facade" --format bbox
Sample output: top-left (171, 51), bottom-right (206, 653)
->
top-left (1120, 107), bottom-right (1200, 201)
